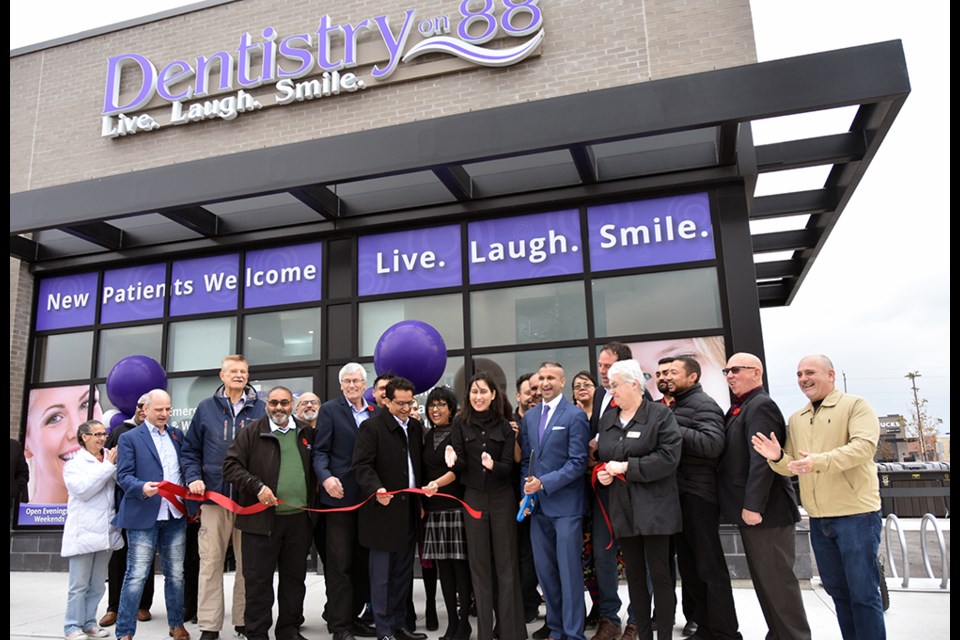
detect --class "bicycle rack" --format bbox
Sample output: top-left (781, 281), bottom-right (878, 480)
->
top-left (884, 513), bottom-right (950, 590)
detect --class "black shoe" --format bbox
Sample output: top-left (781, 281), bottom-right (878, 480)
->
top-left (235, 626), bottom-right (246, 637)
top-left (585, 604), bottom-right (599, 629)
top-left (200, 632), bottom-right (220, 640)
top-left (426, 606), bottom-right (439, 632)
top-left (532, 623), bottom-right (550, 640)
top-left (360, 604), bottom-right (375, 625)
top-left (395, 629), bottom-right (427, 640)
top-left (524, 609), bottom-right (539, 624)
top-left (333, 632), bottom-right (357, 640)
top-left (681, 621), bottom-right (698, 636)
top-left (453, 618), bottom-right (472, 640)
top-left (352, 621), bottom-right (378, 638)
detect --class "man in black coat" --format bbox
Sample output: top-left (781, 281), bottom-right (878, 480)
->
top-left (352, 377), bottom-right (426, 640)
top-left (666, 356), bottom-right (741, 640)
top-left (718, 353), bottom-right (811, 640)
top-left (223, 386), bottom-right (317, 640)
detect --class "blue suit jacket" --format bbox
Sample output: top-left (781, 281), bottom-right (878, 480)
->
top-left (312, 395), bottom-right (373, 507)
top-left (520, 396), bottom-right (589, 518)
top-left (113, 422), bottom-right (187, 530)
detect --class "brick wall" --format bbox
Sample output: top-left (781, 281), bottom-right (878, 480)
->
top-left (9, 0), bottom-right (756, 193)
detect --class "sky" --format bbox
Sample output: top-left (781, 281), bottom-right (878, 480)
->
top-left (9, 0), bottom-right (950, 436)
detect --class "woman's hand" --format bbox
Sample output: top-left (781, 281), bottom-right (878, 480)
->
top-left (103, 447), bottom-right (118, 464)
top-left (422, 480), bottom-right (439, 496)
top-left (444, 445), bottom-right (458, 468)
top-left (481, 451), bottom-right (494, 471)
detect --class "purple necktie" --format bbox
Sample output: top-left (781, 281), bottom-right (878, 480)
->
top-left (538, 404), bottom-right (551, 442)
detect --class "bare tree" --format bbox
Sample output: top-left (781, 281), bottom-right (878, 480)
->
top-left (904, 371), bottom-right (943, 462)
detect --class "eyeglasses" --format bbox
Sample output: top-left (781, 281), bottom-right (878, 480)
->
top-left (721, 366), bottom-right (758, 376)
top-left (298, 399), bottom-right (320, 406)
top-left (267, 399), bottom-right (292, 407)
top-left (572, 383), bottom-right (594, 391)
top-left (392, 400), bottom-right (417, 408)
top-left (341, 378), bottom-right (365, 386)
top-left (428, 403), bottom-right (449, 410)
top-left (85, 432), bottom-right (107, 438)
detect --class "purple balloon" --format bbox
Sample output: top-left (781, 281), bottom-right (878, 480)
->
top-left (363, 388), bottom-right (376, 407)
top-left (374, 320), bottom-right (447, 394)
top-left (106, 355), bottom-right (167, 416)
top-left (109, 412), bottom-right (132, 432)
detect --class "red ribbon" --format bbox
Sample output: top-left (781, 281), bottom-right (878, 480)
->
top-left (590, 462), bottom-right (626, 550)
top-left (157, 481), bottom-right (482, 519)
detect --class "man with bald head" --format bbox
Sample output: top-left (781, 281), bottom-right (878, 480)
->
top-left (753, 355), bottom-right (885, 640)
top-left (718, 354), bottom-right (810, 640)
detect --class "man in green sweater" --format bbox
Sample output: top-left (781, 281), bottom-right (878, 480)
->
top-left (224, 386), bottom-right (317, 640)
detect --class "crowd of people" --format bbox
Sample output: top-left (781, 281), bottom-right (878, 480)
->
top-left (42, 348), bottom-right (887, 640)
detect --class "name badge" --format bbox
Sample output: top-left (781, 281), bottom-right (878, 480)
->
top-left (627, 431), bottom-right (642, 439)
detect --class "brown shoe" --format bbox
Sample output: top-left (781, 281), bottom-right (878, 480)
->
top-left (119, 636), bottom-right (134, 640)
top-left (137, 609), bottom-right (152, 622)
top-left (169, 625), bottom-right (191, 640)
top-left (619, 624), bottom-right (638, 640)
top-left (589, 619), bottom-right (622, 640)
top-left (99, 611), bottom-right (118, 627)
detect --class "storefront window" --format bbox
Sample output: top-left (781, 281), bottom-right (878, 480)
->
top-left (167, 375), bottom-right (221, 431)
top-left (463, 347), bottom-right (590, 401)
top-left (359, 294), bottom-right (464, 356)
top-left (470, 281), bottom-right (587, 348)
top-left (33, 332), bottom-right (94, 382)
top-left (592, 268), bottom-right (722, 337)
top-left (243, 308), bottom-right (321, 365)
top-left (97, 324), bottom-right (163, 377)
top-left (168, 317), bottom-right (237, 372)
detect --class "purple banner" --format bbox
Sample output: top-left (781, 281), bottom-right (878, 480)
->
top-left (18, 503), bottom-right (67, 526)
top-left (101, 263), bottom-right (167, 324)
top-left (587, 193), bottom-right (715, 272)
top-left (35, 272), bottom-right (98, 331)
top-left (244, 242), bottom-right (322, 309)
top-left (170, 253), bottom-right (240, 316)
top-left (358, 226), bottom-right (462, 296)
top-left (468, 210), bottom-right (583, 284)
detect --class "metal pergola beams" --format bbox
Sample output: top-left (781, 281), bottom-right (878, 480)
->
top-left (160, 205), bottom-right (221, 236)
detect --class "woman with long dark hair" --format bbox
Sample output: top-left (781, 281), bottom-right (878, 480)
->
top-left (446, 372), bottom-right (525, 640)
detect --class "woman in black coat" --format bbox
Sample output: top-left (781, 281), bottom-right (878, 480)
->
top-left (596, 359), bottom-right (682, 640)
top-left (422, 386), bottom-right (473, 640)
top-left (446, 372), bottom-right (525, 640)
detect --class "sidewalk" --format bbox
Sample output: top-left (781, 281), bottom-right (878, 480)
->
top-left (9, 571), bottom-right (949, 640)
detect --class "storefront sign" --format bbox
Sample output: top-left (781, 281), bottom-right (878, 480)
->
top-left (35, 272), bottom-right (98, 331)
top-left (244, 242), bottom-right (323, 308)
top-left (100, 1), bottom-right (545, 137)
top-left (358, 225), bottom-right (462, 296)
top-left (35, 244), bottom-right (323, 329)
top-left (587, 193), bottom-right (715, 272)
top-left (468, 209), bottom-right (583, 284)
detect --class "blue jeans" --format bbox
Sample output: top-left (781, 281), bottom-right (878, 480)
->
top-left (116, 518), bottom-right (187, 637)
top-left (65, 550), bottom-right (111, 634)
top-left (809, 511), bottom-right (886, 640)
top-left (592, 497), bottom-right (634, 625)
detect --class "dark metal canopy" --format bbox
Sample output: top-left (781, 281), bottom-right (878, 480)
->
top-left (9, 40), bottom-right (909, 307)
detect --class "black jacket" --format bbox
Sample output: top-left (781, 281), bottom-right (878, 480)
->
top-left (671, 383), bottom-right (725, 503)
top-left (223, 416), bottom-right (317, 535)
top-left (717, 388), bottom-right (800, 527)
top-left (352, 410), bottom-right (424, 552)
top-left (598, 401), bottom-right (682, 537)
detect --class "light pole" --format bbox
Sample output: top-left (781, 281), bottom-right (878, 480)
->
top-left (905, 371), bottom-right (925, 462)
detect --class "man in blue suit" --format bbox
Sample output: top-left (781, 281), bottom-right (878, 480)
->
top-left (313, 363), bottom-right (378, 640)
top-left (520, 362), bottom-right (590, 640)
top-left (114, 388), bottom-right (190, 640)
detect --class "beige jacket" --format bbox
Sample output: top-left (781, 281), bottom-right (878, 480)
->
top-left (771, 389), bottom-right (881, 517)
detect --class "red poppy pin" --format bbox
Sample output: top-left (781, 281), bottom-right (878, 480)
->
top-left (171, 431), bottom-right (179, 441)
top-left (610, 399), bottom-right (618, 408)
top-left (367, 405), bottom-right (376, 413)
top-left (302, 437), bottom-right (309, 447)
top-left (732, 407), bottom-right (741, 416)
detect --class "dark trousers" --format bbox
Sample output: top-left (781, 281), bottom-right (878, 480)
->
top-left (517, 515), bottom-right (540, 617)
top-left (184, 519), bottom-right (200, 621)
top-left (325, 510), bottom-right (370, 632)
top-left (312, 512), bottom-right (327, 574)
top-left (241, 512), bottom-right (313, 640)
top-left (463, 485), bottom-right (525, 640)
top-left (369, 525), bottom-right (417, 637)
top-left (106, 528), bottom-right (156, 613)
top-left (620, 534), bottom-right (674, 640)
top-left (739, 524), bottom-right (811, 640)
top-left (674, 494), bottom-right (741, 640)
